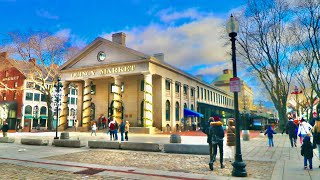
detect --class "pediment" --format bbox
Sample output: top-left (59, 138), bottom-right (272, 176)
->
top-left (60, 37), bottom-right (150, 71)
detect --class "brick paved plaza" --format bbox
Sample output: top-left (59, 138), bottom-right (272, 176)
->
top-left (0, 132), bottom-right (319, 179)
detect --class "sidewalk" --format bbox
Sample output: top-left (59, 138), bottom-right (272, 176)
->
top-left (0, 132), bottom-right (319, 179)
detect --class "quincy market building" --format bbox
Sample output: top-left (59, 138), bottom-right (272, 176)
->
top-left (58, 32), bottom-right (234, 132)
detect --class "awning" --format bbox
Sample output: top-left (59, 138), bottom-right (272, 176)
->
top-left (184, 108), bottom-right (204, 118)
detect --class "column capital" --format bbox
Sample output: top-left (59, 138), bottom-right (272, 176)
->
top-left (112, 75), bottom-right (122, 80)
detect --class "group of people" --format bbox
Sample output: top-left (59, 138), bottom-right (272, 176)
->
top-left (280, 117), bottom-right (320, 170)
top-left (90, 114), bottom-right (130, 141)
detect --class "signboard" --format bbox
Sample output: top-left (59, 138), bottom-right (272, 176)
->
top-left (230, 77), bottom-right (241, 92)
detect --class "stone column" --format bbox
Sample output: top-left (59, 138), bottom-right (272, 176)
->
top-left (143, 73), bottom-right (153, 127)
top-left (59, 81), bottom-right (70, 129)
top-left (82, 79), bottom-right (92, 127)
top-left (112, 76), bottom-right (122, 123)
top-left (171, 80), bottom-right (176, 130)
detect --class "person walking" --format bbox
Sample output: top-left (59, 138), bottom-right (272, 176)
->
top-left (125, 121), bottom-right (130, 141)
top-left (119, 119), bottom-right (125, 141)
top-left (312, 118), bottom-right (320, 168)
top-left (297, 118), bottom-right (313, 143)
top-left (114, 120), bottom-right (119, 141)
top-left (91, 123), bottom-right (97, 136)
top-left (227, 118), bottom-right (236, 162)
top-left (108, 119), bottom-right (115, 141)
top-left (301, 136), bottom-right (313, 170)
top-left (264, 125), bottom-right (276, 147)
top-left (74, 120), bottom-right (78, 132)
top-left (208, 116), bottom-right (225, 171)
top-left (283, 118), bottom-right (298, 147)
top-left (1, 121), bottom-right (9, 137)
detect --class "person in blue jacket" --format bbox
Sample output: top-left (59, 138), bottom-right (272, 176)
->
top-left (264, 125), bottom-right (276, 147)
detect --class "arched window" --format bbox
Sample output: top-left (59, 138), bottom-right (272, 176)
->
top-left (91, 103), bottom-right (95, 120)
top-left (70, 108), bottom-right (76, 116)
top-left (175, 102), bottom-right (179, 121)
top-left (25, 105), bottom-right (32, 115)
top-left (166, 100), bottom-right (170, 121)
top-left (191, 104), bottom-right (194, 110)
top-left (40, 106), bottom-right (47, 115)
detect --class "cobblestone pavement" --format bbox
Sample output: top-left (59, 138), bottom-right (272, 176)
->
top-left (45, 149), bottom-right (274, 179)
top-left (0, 163), bottom-right (137, 180)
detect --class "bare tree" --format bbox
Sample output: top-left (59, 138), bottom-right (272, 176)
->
top-left (237, 0), bottom-right (298, 129)
top-left (2, 30), bottom-right (78, 130)
top-left (291, 0), bottom-right (320, 117)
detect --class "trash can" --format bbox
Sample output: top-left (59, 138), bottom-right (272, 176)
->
top-left (170, 134), bottom-right (181, 143)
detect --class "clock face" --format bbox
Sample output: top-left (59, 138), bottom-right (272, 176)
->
top-left (97, 51), bottom-right (106, 61)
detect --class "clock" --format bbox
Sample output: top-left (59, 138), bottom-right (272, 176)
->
top-left (97, 51), bottom-right (106, 61)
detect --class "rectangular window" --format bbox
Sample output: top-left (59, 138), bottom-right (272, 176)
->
top-left (26, 82), bottom-right (34, 89)
top-left (201, 88), bottom-right (203, 99)
top-left (165, 79), bottom-right (171, 90)
top-left (14, 82), bottom-right (18, 88)
top-left (121, 82), bottom-right (124, 92)
top-left (210, 91), bottom-right (213, 101)
top-left (70, 97), bottom-right (76, 105)
top-left (35, 85), bottom-right (41, 90)
top-left (41, 94), bottom-right (46, 102)
top-left (175, 83), bottom-right (180, 93)
top-left (197, 86), bottom-right (199, 98)
top-left (204, 89), bottom-right (206, 100)
top-left (71, 88), bottom-right (76, 95)
top-left (91, 85), bottom-right (96, 95)
top-left (191, 88), bottom-right (194, 97)
top-left (183, 85), bottom-right (187, 95)
top-left (141, 80), bottom-right (144, 91)
top-left (26, 93), bottom-right (33, 101)
top-left (34, 93), bottom-right (40, 101)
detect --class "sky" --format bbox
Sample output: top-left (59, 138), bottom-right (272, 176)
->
top-left (0, 0), bottom-right (273, 107)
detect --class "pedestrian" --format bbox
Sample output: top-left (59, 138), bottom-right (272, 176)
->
top-left (119, 119), bottom-right (125, 141)
top-left (208, 116), bottom-right (225, 171)
top-left (1, 121), bottom-right (9, 137)
top-left (311, 118), bottom-right (320, 168)
top-left (125, 121), bottom-right (130, 141)
top-left (264, 125), bottom-right (276, 147)
top-left (114, 120), bottom-right (119, 141)
top-left (102, 116), bottom-right (107, 129)
top-left (297, 118), bottom-right (313, 143)
top-left (108, 119), bottom-right (115, 141)
top-left (301, 136), bottom-right (313, 170)
top-left (227, 118), bottom-right (236, 162)
top-left (283, 118), bottom-right (298, 147)
top-left (91, 122), bottom-right (97, 136)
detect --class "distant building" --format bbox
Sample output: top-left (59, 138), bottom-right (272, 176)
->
top-left (212, 69), bottom-right (254, 113)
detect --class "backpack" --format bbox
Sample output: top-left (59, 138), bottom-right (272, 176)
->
top-left (210, 126), bottom-right (223, 144)
top-left (109, 122), bottom-right (115, 130)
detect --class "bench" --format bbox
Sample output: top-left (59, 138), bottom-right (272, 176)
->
top-left (120, 142), bottom-right (161, 152)
top-left (0, 137), bottom-right (15, 143)
top-left (21, 138), bottom-right (49, 146)
top-left (164, 144), bottom-right (209, 155)
top-left (53, 139), bottom-right (85, 148)
top-left (88, 141), bottom-right (120, 149)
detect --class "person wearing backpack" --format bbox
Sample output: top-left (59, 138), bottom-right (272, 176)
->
top-left (208, 116), bottom-right (225, 171)
top-left (108, 119), bottom-right (115, 141)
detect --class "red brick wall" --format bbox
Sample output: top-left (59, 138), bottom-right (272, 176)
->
top-left (0, 61), bottom-right (25, 118)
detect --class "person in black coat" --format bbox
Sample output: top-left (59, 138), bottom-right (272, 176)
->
top-left (283, 118), bottom-right (298, 147)
top-left (1, 121), bottom-right (9, 137)
top-left (301, 136), bottom-right (313, 170)
top-left (207, 116), bottom-right (225, 171)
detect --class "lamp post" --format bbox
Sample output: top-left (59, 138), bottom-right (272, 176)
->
top-left (290, 85), bottom-right (302, 119)
top-left (54, 76), bottom-right (62, 139)
top-left (226, 14), bottom-right (247, 177)
top-left (33, 105), bottom-right (39, 130)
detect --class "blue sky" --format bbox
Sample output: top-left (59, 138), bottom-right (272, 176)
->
top-left (1, 0), bottom-right (273, 107)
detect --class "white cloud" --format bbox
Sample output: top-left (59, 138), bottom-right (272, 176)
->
top-left (195, 63), bottom-right (231, 76)
top-left (36, 9), bottom-right (59, 20)
top-left (102, 16), bottom-right (229, 69)
top-left (55, 29), bottom-right (71, 40)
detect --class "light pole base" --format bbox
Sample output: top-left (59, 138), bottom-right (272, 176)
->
top-left (232, 158), bottom-right (247, 177)
top-left (54, 137), bottom-right (59, 140)
top-left (242, 130), bottom-right (250, 141)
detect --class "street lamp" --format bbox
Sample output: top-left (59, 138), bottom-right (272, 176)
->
top-left (33, 105), bottom-right (39, 130)
top-left (290, 85), bottom-right (302, 119)
top-left (54, 76), bottom-right (63, 139)
top-left (226, 14), bottom-right (247, 177)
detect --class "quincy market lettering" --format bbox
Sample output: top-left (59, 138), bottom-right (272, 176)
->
top-left (71, 65), bottom-right (136, 78)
